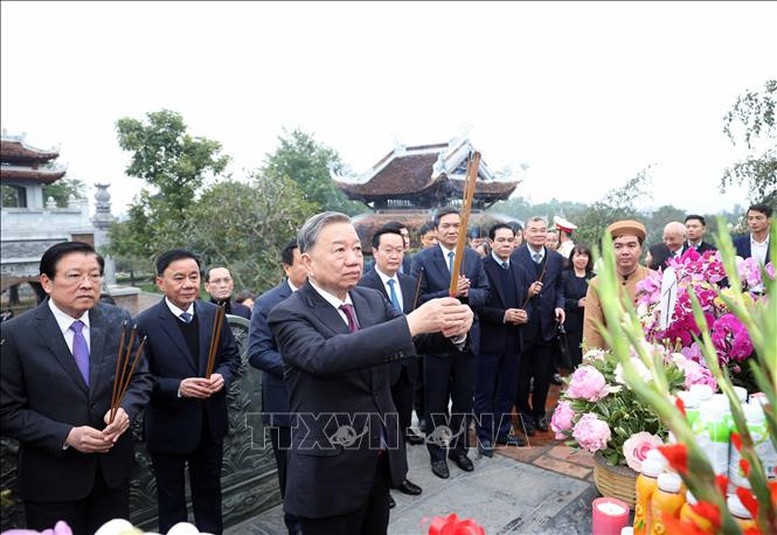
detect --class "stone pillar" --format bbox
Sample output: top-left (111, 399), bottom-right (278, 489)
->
top-left (92, 183), bottom-right (116, 286)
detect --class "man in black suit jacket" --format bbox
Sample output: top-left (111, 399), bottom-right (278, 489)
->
top-left (136, 249), bottom-right (241, 535)
top-left (734, 203), bottom-right (773, 262)
top-left (204, 266), bottom-right (252, 319)
top-left (683, 214), bottom-right (717, 254)
top-left (0, 242), bottom-right (152, 535)
top-left (649, 221), bottom-right (687, 270)
top-left (512, 217), bottom-right (566, 435)
top-left (475, 224), bottom-right (530, 456)
top-left (359, 227), bottom-right (425, 499)
top-left (267, 211), bottom-right (473, 535)
top-left (247, 240), bottom-right (307, 535)
top-left (410, 206), bottom-right (490, 479)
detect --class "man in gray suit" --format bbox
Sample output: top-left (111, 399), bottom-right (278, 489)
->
top-left (268, 211), bottom-right (473, 535)
top-left (0, 241), bottom-right (152, 534)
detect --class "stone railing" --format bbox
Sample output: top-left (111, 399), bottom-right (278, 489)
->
top-left (0, 314), bottom-right (281, 532)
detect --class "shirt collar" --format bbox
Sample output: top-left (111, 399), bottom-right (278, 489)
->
top-left (287, 279), bottom-right (299, 293)
top-left (48, 298), bottom-right (90, 334)
top-left (165, 297), bottom-right (194, 318)
top-left (491, 251), bottom-right (509, 266)
top-left (438, 243), bottom-right (456, 257)
top-left (308, 279), bottom-right (353, 309)
top-left (374, 266), bottom-right (399, 286)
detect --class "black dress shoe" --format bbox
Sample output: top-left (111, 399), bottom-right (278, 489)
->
top-left (397, 479), bottom-right (422, 495)
top-left (496, 434), bottom-right (526, 447)
top-left (477, 438), bottom-right (494, 458)
top-left (448, 452), bottom-right (474, 472)
top-left (431, 459), bottom-right (449, 479)
top-left (521, 415), bottom-right (536, 436)
top-left (535, 416), bottom-right (549, 432)
top-left (405, 432), bottom-right (425, 446)
top-left (389, 494), bottom-right (396, 509)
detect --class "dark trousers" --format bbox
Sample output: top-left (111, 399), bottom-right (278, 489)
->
top-left (151, 427), bottom-right (224, 535)
top-left (270, 425), bottom-right (302, 534)
top-left (425, 352), bottom-right (475, 462)
top-left (300, 453), bottom-right (391, 535)
top-left (517, 340), bottom-right (555, 420)
top-left (391, 364), bottom-right (414, 438)
top-left (474, 349), bottom-right (520, 443)
top-left (24, 466), bottom-right (128, 535)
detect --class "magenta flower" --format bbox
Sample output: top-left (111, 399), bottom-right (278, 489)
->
top-left (711, 313), bottom-right (754, 363)
top-left (572, 413), bottom-right (612, 453)
top-left (551, 400), bottom-right (575, 439)
top-left (566, 366), bottom-right (610, 402)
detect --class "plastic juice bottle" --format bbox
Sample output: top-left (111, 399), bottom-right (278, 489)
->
top-left (692, 403), bottom-right (730, 475)
top-left (729, 403), bottom-right (765, 490)
top-left (633, 457), bottom-right (663, 535)
top-left (650, 472), bottom-right (685, 535)
top-left (676, 390), bottom-right (700, 428)
top-left (679, 491), bottom-right (713, 533)
top-left (727, 494), bottom-right (757, 531)
top-left (711, 393), bottom-right (734, 430)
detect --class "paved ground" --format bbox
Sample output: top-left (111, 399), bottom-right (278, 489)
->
top-left (226, 384), bottom-right (602, 535)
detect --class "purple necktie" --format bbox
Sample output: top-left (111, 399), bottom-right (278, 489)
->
top-left (70, 320), bottom-right (90, 385)
top-left (340, 303), bottom-right (360, 332)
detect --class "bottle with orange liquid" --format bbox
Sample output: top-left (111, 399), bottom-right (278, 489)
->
top-left (650, 473), bottom-right (685, 535)
top-left (633, 457), bottom-right (663, 535)
top-left (679, 491), bottom-right (714, 533)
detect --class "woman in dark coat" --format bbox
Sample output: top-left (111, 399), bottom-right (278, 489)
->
top-left (562, 244), bottom-right (595, 368)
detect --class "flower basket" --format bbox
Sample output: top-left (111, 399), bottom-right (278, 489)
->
top-left (593, 451), bottom-right (638, 509)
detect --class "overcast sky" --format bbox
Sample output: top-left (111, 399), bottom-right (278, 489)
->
top-left (2, 1), bottom-right (775, 218)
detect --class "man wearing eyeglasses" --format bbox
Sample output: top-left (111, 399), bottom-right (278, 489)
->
top-left (204, 266), bottom-right (251, 319)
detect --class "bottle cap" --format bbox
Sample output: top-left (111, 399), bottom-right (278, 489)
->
top-left (677, 390), bottom-right (699, 409)
top-left (744, 402), bottom-right (765, 424)
top-left (727, 494), bottom-right (753, 519)
top-left (646, 448), bottom-right (668, 469)
top-left (699, 402), bottom-right (725, 421)
top-left (657, 472), bottom-right (682, 493)
top-left (733, 386), bottom-right (748, 404)
top-left (641, 458), bottom-right (664, 477)
top-left (690, 384), bottom-right (714, 401)
top-left (711, 394), bottom-right (731, 413)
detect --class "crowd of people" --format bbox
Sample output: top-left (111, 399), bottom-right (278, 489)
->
top-left (0, 203), bottom-right (772, 535)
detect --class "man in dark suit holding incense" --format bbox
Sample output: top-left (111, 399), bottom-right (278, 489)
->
top-left (136, 249), bottom-right (241, 535)
top-left (0, 241), bottom-right (152, 535)
top-left (268, 211), bottom-right (473, 535)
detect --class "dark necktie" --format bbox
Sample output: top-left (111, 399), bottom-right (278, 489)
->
top-left (448, 251), bottom-right (455, 272)
top-left (180, 311), bottom-right (193, 323)
top-left (502, 261), bottom-right (509, 269)
top-left (387, 279), bottom-right (401, 312)
top-left (340, 303), bottom-right (360, 332)
top-left (69, 320), bottom-right (90, 385)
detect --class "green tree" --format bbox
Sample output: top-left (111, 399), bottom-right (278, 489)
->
top-left (108, 109), bottom-right (230, 259)
top-left (262, 128), bottom-right (364, 215)
top-left (574, 167), bottom-right (653, 253)
top-left (721, 79), bottom-right (776, 205)
top-left (42, 178), bottom-right (87, 207)
top-left (185, 175), bottom-right (314, 293)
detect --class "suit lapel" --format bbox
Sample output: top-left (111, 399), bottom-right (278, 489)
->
top-left (398, 273), bottom-right (416, 313)
top-left (351, 290), bottom-right (381, 387)
top-left (431, 248), bottom-right (450, 288)
top-left (86, 305), bottom-right (111, 397)
top-left (35, 304), bottom-right (88, 393)
top-left (484, 257), bottom-right (507, 307)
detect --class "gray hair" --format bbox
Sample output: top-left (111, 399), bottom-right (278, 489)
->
top-left (527, 216), bottom-right (548, 227)
top-left (297, 211), bottom-right (352, 254)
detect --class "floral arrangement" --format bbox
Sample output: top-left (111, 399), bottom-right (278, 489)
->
top-left (550, 343), bottom-right (714, 468)
top-left (635, 248), bottom-right (774, 392)
top-left (592, 222), bottom-right (776, 534)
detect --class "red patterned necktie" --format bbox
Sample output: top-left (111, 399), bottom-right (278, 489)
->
top-left (340, 303), bottom-right (360, 332)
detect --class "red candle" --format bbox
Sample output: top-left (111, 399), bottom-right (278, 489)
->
top-left (592, 497), bottom-right (630, 535)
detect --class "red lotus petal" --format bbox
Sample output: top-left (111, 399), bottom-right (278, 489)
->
top-left (736, 487), bottom-right (760, 519)
top-left (731, 432), bottom-right (743, 452)
top-left (690, 501), bottom-right (722, 529)
top-left (658, 443), bottom-right (689, 475)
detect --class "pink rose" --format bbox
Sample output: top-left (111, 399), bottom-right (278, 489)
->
top-left (571, 413), bottom-right (611, 453)
top-left (566, 366), bottom-right (609, 402)
top-left (551, 400), bottom-right (575, 439)
top-left (622, 432), bottom-right (664, 472)
top-left (671, 353), bottom-right (717, 390)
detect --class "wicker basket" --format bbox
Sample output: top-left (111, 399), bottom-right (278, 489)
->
top-left (593, 451), bottom-right (638, 509)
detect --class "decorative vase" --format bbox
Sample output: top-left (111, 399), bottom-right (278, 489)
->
top-left (593, 451), bottom-right (638, 509)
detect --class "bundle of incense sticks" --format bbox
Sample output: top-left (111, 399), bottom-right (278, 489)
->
top-left (521, 261), bottom-right (548, 309)
top-left (448, 151), bottom-right (481, 297)
top-left (110, 321), bottom-right (146, 424)
top-left (205, 303), bottom-right (226, 378)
